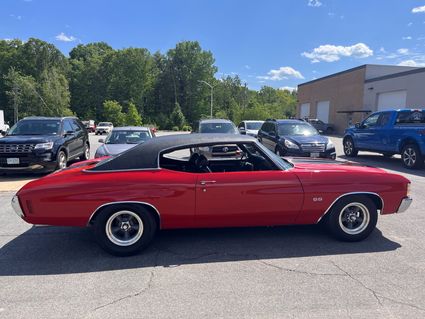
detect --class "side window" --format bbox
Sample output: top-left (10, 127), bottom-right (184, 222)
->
top-left (71, 120), bottom-right (82, 132)
top-left (63, 120), bottom-right (73, 133)
top-left (260, 122), bottom-right (268, 133)
top-left (377, 112), bottom-right (391, 126)
top-left (362, 113), bottom-right (380, 128)
top-left (396, 111), bottom-right (425, 125)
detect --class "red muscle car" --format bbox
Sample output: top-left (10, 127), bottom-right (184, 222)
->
top-left (11, 134), bottom-right (412, 256)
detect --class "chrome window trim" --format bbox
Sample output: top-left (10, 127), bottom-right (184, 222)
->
top-left (87, 201), bottom-right (161, 227)
top-left (316, 191), bottom-right (384, 223)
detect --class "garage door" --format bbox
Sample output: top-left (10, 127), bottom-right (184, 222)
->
top-left (377, 90), bottom-right (407, 111)
top-left (300, 103), bottom-right (310, 118)
top-left (316, 101), bottom-right (330, 123)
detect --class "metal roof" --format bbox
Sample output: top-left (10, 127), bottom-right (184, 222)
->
top-left (90, 133), bottom-right (255, 171)
top-left (112, 126), bottom-right (150, 131)
top-left (199, 119), bottom-right (234, 124)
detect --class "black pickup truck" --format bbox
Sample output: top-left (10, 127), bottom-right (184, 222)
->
top-left (0, 116), bottom-right (90, 173)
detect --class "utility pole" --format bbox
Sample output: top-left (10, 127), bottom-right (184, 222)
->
top-left (198, 80), bottom-right (213, 118)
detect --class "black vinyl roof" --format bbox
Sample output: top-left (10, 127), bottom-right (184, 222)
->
top-left (90, 133), bottom-right (256, 171)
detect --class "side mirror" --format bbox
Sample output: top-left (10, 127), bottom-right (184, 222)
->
top-left (270, 131), bottom-right (276, 137)
top-left (98, 138), bottom-right (105, 143)
top-left (355, 122), bottom-right (363, 129)
top-left (239, 127), bottom-right (246, 134)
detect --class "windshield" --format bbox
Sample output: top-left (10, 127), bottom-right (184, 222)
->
top-left (278, 123), bottom-right (318, 136)
top-left (98, 122), bottom-right (112, 126)
top-left (200, 122), bottom-right (237, 133)
top-left (246, 122), bottom-right (263, 130)
top-left (105, 130), bottom-right (151, 144)
top-left (8, 120), bottom-right (61, 136)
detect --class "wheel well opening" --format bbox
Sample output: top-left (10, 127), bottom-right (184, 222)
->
top-left (88, 202), bottom-right (161, 229)
top-left (399, 139), bottom-right (417, 153)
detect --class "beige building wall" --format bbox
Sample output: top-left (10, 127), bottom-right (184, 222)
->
top-left (297, 67), bottom-right (366, 134)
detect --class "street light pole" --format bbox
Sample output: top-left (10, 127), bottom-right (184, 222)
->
top-left (198, 80), bottom-right (213, 118)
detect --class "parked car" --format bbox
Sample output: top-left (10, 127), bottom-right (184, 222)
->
top-left (82, 120), bottom-right (96, 133)
top-left (0, 110), bottom-right (10, 135)
top-left (0, 116), bottom-right (90, 173)
top-left (343, 109), bottom-right (425, 169)
top-left (192, 119), bottom-right (239, 157)
top-left (307, 119), bottom-right (334, 134)
top-left (258, 119), bottom-right (336, 159)
top-left (12, 134), bottom-right (411, 256)
top-left (95, 126), bottom-right (154, 158)
top-left (237, 120), bottom-right (264, 137)
top-left (95, 122), bottom-right (113, 135)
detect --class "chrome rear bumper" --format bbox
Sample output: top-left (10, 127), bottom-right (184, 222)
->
top-left (397, 197), bottom-right (412, 213)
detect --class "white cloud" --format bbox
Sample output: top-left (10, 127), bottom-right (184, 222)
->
top-left (397, 48), bottom-right (410, 55)
top-left (55, 32), bottom-right (77, 42)
top-left (279, 86), bottom-right (296, 92)
top-left (407, 22), bottom-right (413, 27)
top-left (257, 66), bottom-right (304, 81)
top-left (412, 5), bottom-right (425, 13)
top-left (302, 43), bottom-right (373, 63)
top-left (244, 65), bottom-right (251, 70)
top-left (402, 36), bottom-right (412, 40)
top-left (10, 14), bottom-right (22, 20)
top-left (308, 0), bottom-right (322, 7)
top-left (398, 59), bottom-right (425, 67)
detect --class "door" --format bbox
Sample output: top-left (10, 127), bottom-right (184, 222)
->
top-left (316, 101), bottom-right (330, 123)
top-left (300, 103), bottom-right (310, 119)
top-left (377, 91), bottom-right (407, 111)
top-left (70, 119), bottom-right (85, 156)
top-left (354, 113), bottom-right (380, 149)
top-left (62, 120), bottom-right (79, 157)
top-left (195, 170), bottom-right (304, 228)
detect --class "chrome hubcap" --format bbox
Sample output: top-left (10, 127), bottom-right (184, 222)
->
top-left (106, 211), bottom-right (144, 246)
top-left (85, 147), bottom-right (90, 159)
top-left (338, 202), bottom-right (370, 235)
top-left (403, 148), bottom-right (416, 167)
top-left (59, 153), bottom-right (66, 169)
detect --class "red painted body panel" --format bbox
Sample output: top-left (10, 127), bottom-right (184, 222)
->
top-left (16, 160), bottom-right (410, 229)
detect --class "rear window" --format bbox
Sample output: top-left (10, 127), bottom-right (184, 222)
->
top-left (199, 122), bottom-right (237, 133)
top-left (395, 111), bottom-right (425, 125)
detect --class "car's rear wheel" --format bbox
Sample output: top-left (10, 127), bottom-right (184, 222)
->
top-left (94, 205), bottom-right (157, 256)
top-left (325, 195), bottom-right (377, 241)
top-left (56, 150), bottom-right (67, 170)
top-left (401, 144), bottom-right (424, 169)
top-left (343, 137), bottom-right (358, 157)
top-left (80, 143), bottom-right (90, 161)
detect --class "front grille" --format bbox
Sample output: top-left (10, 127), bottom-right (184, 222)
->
top-left (300, 143), bottom-right (325, 153)
top-left (0, 144), bottom-right (35, 154)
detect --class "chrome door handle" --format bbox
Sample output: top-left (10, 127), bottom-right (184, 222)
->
top-left (200, 180), bottom-right (216, 185)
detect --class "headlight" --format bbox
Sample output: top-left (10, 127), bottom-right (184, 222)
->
top-left (326, 140), bottom-right (335, 150)
top-left (284, 139), bottom-right (299, 149)
top-left (34, 142), bottom-right (54, 150)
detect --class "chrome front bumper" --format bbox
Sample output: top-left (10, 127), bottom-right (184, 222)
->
top-left (11, 195), bottom-right (25, 218)
top-left (397, 197), bottom-right (412, 213)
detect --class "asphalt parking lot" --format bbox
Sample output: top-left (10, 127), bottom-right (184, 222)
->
top-left (1, 133), bottom-right (425, 318)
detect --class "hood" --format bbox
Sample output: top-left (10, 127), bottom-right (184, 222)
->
top-left (98, 143), bottom-right (137, 156)
top-left (0, 135), bottom-right (60, 144)
top-left (283, 134), bottom-right (329, 145)
top-left (246, 129), bottom-right (259, 135)
top-left (290, 158), bottom-right (386, 174)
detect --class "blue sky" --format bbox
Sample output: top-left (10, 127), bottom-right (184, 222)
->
top-left (2, 0), bottom-right (425, 90)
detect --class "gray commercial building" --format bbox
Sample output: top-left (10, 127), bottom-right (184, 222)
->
top-left (297, 64), bottom-right (425, 134)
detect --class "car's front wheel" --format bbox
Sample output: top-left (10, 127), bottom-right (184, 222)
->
top-left (343, 137), bottom-right (358, 157)
top-left (94, 205), bottom-right (157, 256)
top-left (325, 195), bottom-right (377, 241)
top-left (401, 144), bottom-right (424, 169)
top-left (56, 150), bottom-right (67, 170)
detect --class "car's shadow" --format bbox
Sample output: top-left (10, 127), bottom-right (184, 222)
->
top-left (338, 154), bottom-right (425, 177)
top-left (0, 225), bottom-right (400, 276)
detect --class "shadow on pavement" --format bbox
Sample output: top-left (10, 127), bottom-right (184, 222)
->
top-left (338, 154), bottom-right (425, 177)
top-left (0, 224), bottom-right (400, 276)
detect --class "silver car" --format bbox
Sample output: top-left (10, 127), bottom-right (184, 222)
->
top-left (95, 126), bottom-right (153, 158)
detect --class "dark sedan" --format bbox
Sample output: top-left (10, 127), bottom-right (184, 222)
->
top-left (258, 119), bottom-right (336, 159)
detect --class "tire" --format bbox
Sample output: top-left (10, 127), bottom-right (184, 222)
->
top-left (56, 150), bottom-right (67, 170)
top-left (94, 204), bottom-right (157, 256)
top-left (325, 195), bottom-right (377, 242)
top-left (343, 137), bottom-right (358, 157)
top-left (275, 146), bottom-right (284, 157)
top-left (80, 143), bottom-right (90, 161)
top-left (401, 144), bottom-right (424, 169)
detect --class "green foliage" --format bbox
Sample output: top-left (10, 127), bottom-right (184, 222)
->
top-left (0, 38), bottom-right (297, 127)
top-left (172, 126), bottom-right (180, 131)
top-left (102, 100), bottom-right (126, 126)
top-left (125, 102), bottom-right (142, 126)
top-left (182, 125), bottom-right (192, 131)
top-left (169, 103), bottom-right (186, 129)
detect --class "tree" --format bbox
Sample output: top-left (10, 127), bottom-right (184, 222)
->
top-left (102, 100), bottom-right (126, 126)
top-left (125, 102), bottom-right (142, 126)
top-left (169, 102), bottom-right (186, 129)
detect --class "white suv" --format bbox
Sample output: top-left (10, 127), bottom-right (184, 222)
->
top-left (95, 122), bottom-right (114, 135)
